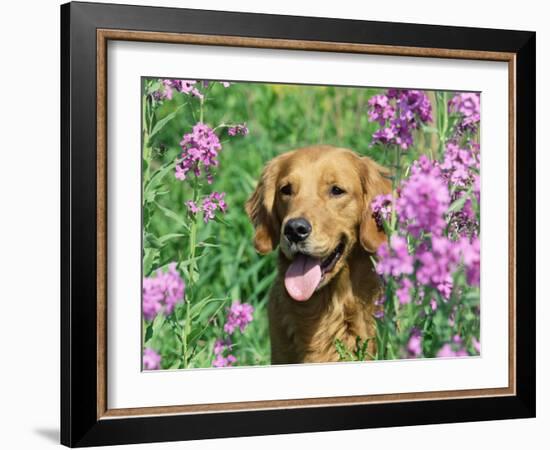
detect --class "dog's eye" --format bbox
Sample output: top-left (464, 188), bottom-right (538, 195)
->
top-left (280, 184), bottom-right (292, 196)
top-left (330, 185), bottom-right (346, 196)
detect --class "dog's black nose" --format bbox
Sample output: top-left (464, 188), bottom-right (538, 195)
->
top-left (284, 218), bottom-right (312, 243)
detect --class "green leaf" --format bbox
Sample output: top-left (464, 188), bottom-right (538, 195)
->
top-left (149, 104), bottom-right (185, 140)
top-left (154, 201), bottom-right (190, 231)
top-left (144, 322), bottom-right (154, 343)
top-left (447, 192), bottom-right (470, 214)
top-left (143, 247), bottom-right (160, 276)
top-left (168, 359), bottom-right (182, 370)
top-left (152, 313), bottom-right (166, 333)
top-left (143, 159), bottom-right (177, 202)
top-left (158, 233), bottom-right (188, 245)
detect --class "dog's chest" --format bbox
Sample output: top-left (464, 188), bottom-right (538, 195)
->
top-left (286, 291), bottom-right (374, 362)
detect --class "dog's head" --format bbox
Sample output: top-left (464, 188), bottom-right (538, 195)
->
top-left (246, 145), bottom-right (391, 301)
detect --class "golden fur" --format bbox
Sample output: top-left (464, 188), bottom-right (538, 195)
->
top-left (246, 145), bottom-right (391, 364)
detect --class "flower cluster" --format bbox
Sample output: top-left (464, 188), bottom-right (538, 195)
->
top-left (212, 338), bottom-right (237, 368)
top-left (176, 123), bottom-right (222, 183)
top-left (228, 123), bottom-right (249, 136)
top-left (152, 79), bottom-right (204, 101)
top-left (368, 89), bottom-right (433, 150)
top-left (370, 89), bottom-right (481, 360)
top-left (186, 191), bottom-right (228, 223)
top-left (396, 156), bottom-right (450, 238)
top-left (142, 263), bottom-right (185, 321)
top-left (448, 92), bottom-right (480, 135)
top-left (224, 301), bottom-right (254, 334)
top-left (376, 235), bottom-right (414, 278)
top-left (440, 142), bottom-right (480, 187)
top-left (406, 328), bottom-right (423, 358)
top-left (211, 301), bottom-right (254, 367)
top-left (143, 348), bottom-right (162, 370)
top-left (371, 194), bottom-right (393, 231)
top-left (436, 335), bottom-right (469, 357)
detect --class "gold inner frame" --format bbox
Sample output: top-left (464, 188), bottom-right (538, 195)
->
top-left (96, 29), bottom-right (517, 420)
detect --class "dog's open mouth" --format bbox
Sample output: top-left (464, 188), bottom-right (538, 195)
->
top-left (284, 240), bottom-right (345, 302)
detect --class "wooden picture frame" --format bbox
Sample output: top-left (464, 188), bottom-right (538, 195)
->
top-left (61, 1), bottom-right (535, 446)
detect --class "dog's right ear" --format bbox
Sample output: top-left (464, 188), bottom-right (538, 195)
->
top-left (245, 156), bottom-right (283, 254)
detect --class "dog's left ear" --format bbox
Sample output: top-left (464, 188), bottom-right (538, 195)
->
top-left (359, 156), bottom-right (392, 253)
top-left (245, 155), bottom-right (284, 254)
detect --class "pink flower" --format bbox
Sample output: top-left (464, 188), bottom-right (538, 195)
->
top-left (369, 89), bottom-right (432, 150)
top-left (407, 329), bottom-right (422, 357)
top-left (142, 263), bottom-right (185, 320)
top-left (172, 79), bottom-right (203, 99)
top-left (185, 200), bottom-right (200, 214)
top-left (460, 236), bottom-right (480, 286)
top-left (376, 235), bottom-right (414, 278)
top-left (212, 338), bottom-right (237, 367)
top-left (416, 237), bottom-right (462, 299)
top-left (143, 348), bottom-right (161, 370)
top-left (184, 192), bottom-right (228, 223)
top-left (448, 92), bottom-right (480, 134)
top-left (367, 94), bottom-right (395, 126)
top-left (176, 123), bottom-right (222, 182)
top-left (224, 301), bottom-right (254, 334)
top-left (212, 353), bottom-right (237, 367)
top-left (396, 156), bottom-right (450, 238)
top-left (436, 340), bottom-right (468, 358)
top-left (396, 278), bottom-right (413, 304)
top-left (228, 124), bottom-right (249, 136)
top-left (371, 194), bottom-right (393, 231)
top-left (436, 344), bottom-right (456, 358)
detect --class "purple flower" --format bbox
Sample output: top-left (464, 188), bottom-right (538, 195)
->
top-left (376, 235), bottom-right (414, 278)
top-left (440, 142), bottom-right (479, 187)
top-left (436, 344), bottom-right (456, 358)
top-left (371, 194), bottom-right (393, 230)
top-left (142, 263), bottom-right (185, 320)
top-left (151, 79), bottom-right (174, 101)
top-left (171, 79), bottom-right (203, 99)
top-left (143, 348), bottom-right (161, 370)
top-left (396, 277), bottom-right (413, 304)
top-left (221, 81), bottom-right (231, 88)
top-left (224, 301), bottom-right (254, 335)
top-left (176, 123), bottom-right (222, 182)
top-left (228, 123), bottom-right (249, 136)
top-left (460, 236), bottom-right (480, 286)
top-left (436, 339), bottom-right (469, 358)
top-left (367, 94), bottom-right (395, 126)
top-left (212, 353), bottom-right (237, 368)
top-left (185, 200), bottom-right (200, 215)
top-left (448, 92), bottom-right (480, 135)
top-left (214, 338), bottom-right (232, 355)
top-left (212, 338), bottom-right (237, 367)
top-left (416, 237), bottom-right (462, 299)
top-left (396, 157), bottom-right (450, 238)
top-left (185, 192), bottom-right (228, 223)
top-left (369, 89), bottom-right (432, 150)
top-left (372, 126), bottom-right (396, 145)
top-left (407, 329), bottom-right (423, 358)
top-left (152, 79), bottom-right (205, 101)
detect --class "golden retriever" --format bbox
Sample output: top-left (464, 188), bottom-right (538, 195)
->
top-left (246, 145), bottom-right (391, 364)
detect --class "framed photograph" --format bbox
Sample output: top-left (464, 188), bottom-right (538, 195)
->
top-left (61, 1), bottom-right (536, 447)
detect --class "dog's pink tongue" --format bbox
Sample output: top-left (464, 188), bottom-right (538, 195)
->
top-left (284, 254), bottom-right (322, 301)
